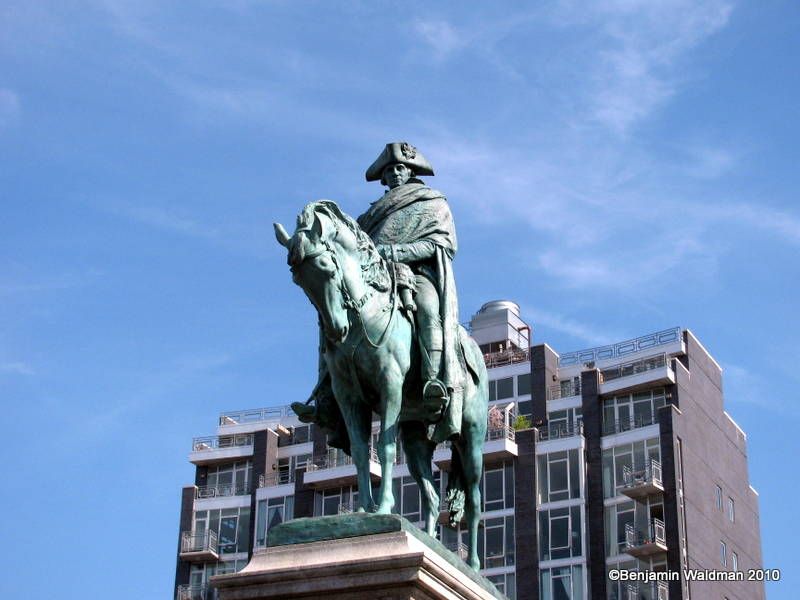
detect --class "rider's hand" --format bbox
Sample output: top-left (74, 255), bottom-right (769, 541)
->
top-left (376, 244), bottom-right (392, 260)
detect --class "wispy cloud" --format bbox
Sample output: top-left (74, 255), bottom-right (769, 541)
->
top-left (0, 88), bottom-right (20, 129)
top-left (722, 363), bottom-right (798, 415)
top-left (521, 304), bottom-right (623, 347)
top-left (553, 0), bottom-right (734, 134)
top-left (0, 269), bottom-right (103, 296)
top-left (413, 19), bottom-right (465, 61)
top-left (97, 198), bottom-right (276, 259)
top-left (0, 361), bottom-right (35, 376)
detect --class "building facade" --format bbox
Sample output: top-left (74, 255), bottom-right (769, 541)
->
top-left (174, 300), bottom-right (763, 600)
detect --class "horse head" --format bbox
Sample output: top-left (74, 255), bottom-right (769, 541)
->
top-left (275, 201), bottom-right (387, 344)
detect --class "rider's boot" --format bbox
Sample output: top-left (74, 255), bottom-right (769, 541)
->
top-left (421, 326), bottom-right (449, 421)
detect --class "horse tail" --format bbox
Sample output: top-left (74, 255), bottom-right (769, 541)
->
top-left (446, 445), bottom-right (466, 527)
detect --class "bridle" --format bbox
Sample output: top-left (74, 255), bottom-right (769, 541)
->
top-left (292, 219), bottom-right (397, 349)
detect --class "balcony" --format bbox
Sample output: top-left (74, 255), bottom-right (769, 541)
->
top-left (483, 346), bottom-right (530, 369)
top-left (179, 531), bottom-right (218, 562)
top-left (195, 482), bottom-right (252, 500)
top-left (548, 380), bottom-right (581, 400)
top-left (603, 413), bottom-right (659, 436)
top-left (189, 434), bottom-right (254, 465)
top-left (626, 581), bottom-right (669, 600)
top-left (536, 421), bottom-right (583, 442)
top-left (599, 353), bottom-right (675, 395)
top-left (219, 405), bottom-right (292, 426)
top-left (176, 585), bottom-right (215, 600)
top-left (483, 425), bottom-right (518, 461)
top-left (258, 471), bottom-right (295, 488)
top-left (302, 447), bottom-right (381, 488)
top-left (625, 519), bottom-right (667, 558)
top-left (621, 459), bottom-right (664, 499)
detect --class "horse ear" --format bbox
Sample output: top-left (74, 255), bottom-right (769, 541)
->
top-left (311, 211), bottom-right (332, 241)
top-left (274, 223), bottom-right (291, 247)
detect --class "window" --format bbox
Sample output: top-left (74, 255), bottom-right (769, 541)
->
top-left (255, 495), bottom-right (294, 547)
top-left (538, 506), bottom-right (583, 560)
top-left (715, 485), bottom-right (723, 509)
top-left (540, 565), bottom-right (583, 600)
top-left (390, 472), bottom-right (443, 522)
top-left (728, 497), bottom-right (735, 522)
top-left (497, 377), bottom-right (514, 399)
top-left (193, 507), bottom-right (251, 554)
top-left (486, 573), bottom-right (516, 599)
top-left (316, 486), bottom-right (359, 516)
top-left (602, 388), bottom-right (666, 435)
top-left (440, 515), bottom-right (515, 569)
top-left (601, 438), bottom-right (660, 499)
top-left (720, 541), bottom-right (727, 566)
top-left (604, 497), bottom-right (664, 557)
top-left (276, 454), bottom-right (311, 483)
top-left (204, 460), bottom-right (252, 496)
top-left (482, 462), bottom-right (514, 511)
top-left (732, 551), bottom-right (739, 571)
top-left (517, 373), bottom-right (531, 396)
top-left (537, 449), bottom-right (581, 503)
top-left (545, 408), bottom-right (581, 437)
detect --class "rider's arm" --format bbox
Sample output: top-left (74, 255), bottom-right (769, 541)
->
top-left (378, 240), bottom-right (437, 263)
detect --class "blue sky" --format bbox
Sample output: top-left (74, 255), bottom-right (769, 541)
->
top-left (1, 1), bottom-right (797, 597)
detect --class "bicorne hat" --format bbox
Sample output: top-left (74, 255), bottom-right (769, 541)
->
top-left (365, 142), bottom-right (434, 182)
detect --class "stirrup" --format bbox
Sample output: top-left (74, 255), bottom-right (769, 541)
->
top-left (422, 379), bottom-right (448, 421)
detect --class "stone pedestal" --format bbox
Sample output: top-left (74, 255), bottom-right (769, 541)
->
top-left (211, 514), bottom-right (506, 600)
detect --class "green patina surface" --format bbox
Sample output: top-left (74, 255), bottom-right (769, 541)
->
top-left (267, 513), bottom-right (507, 600)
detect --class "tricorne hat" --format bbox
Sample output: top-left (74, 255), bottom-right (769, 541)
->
top-left (365, 142), bottom-right (434, 182)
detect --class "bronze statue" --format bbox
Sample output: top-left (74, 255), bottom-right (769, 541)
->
top-left (274, 143), bottom-right (489, 570)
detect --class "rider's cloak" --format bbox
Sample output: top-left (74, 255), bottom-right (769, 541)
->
top-left (357, 181), bottom-right (465, 443)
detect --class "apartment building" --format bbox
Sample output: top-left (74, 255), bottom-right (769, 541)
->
top-left (174, 300), bottom-right (763, 600)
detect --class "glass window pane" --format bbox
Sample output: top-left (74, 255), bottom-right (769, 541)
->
top-left (517, 373), bottom-right (531, 395)
top-left (497, 377), bottom-right (514, 399)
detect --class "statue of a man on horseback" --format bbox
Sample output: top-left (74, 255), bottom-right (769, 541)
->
top-left (295, 142), bottom-right (465, 443)
top-left (275, 143), bottom-right (488, 571)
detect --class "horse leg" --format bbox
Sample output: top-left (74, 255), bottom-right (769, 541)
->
top-left (456, 436), bottom-right (484, 571)
top-left (375, 375), bottom-right (403, 514)
top-left (332, 378), bottom-right (375, 512)
top-left (400, 422), bottom-right (439, 536)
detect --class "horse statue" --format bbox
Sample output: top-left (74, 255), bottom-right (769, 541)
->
top-left (274, 200), bottom-right (489, 570)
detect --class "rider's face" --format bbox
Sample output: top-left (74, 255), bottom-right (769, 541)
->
top-left (382, 163), bottom-right (412, 189)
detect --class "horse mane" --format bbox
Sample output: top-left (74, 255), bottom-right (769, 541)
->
top-left (291, 200), bottom-right (391, 293)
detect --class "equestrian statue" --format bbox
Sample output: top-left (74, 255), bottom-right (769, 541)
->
top-left (273, 142), bottom-right (489, 570)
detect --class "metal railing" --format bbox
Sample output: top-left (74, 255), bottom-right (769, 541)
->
top-left (601, 353), bottom-right (668, 383)
top-left (444, 540), bottom-right (469, 559)
top-left (218, 405), bottom-right (293, 426)
top-left (548, 380), bottom-right (581, 400)
top-left (603, 413), bottom-right (658, 436)
top-left (559, 327), bottom-right (681, 367)
top-left (486, 425), bottom-right (516, 442)
top-left (626, 581), bottom-right (669, 600)
top-left (180, 530), bottom-right (218, 555)
top-left (306, 446), bottom-right (379, 471)
top-left (191, 434), bottom-right (253, 452)
top-left (195, 482), bottom-right (251, 499)
top-left (536, 421), bottom-right (583, 442)
top-left (483, 347), bottom-right (530, 368)
top-left (622, 459), bottom-right (663, 490)
top-left (625, 518), bottom-right (666, 550)
top-left (259, 471), bottom-right (295, 488)
top-left (176, 585), bottom-right (215, 600)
